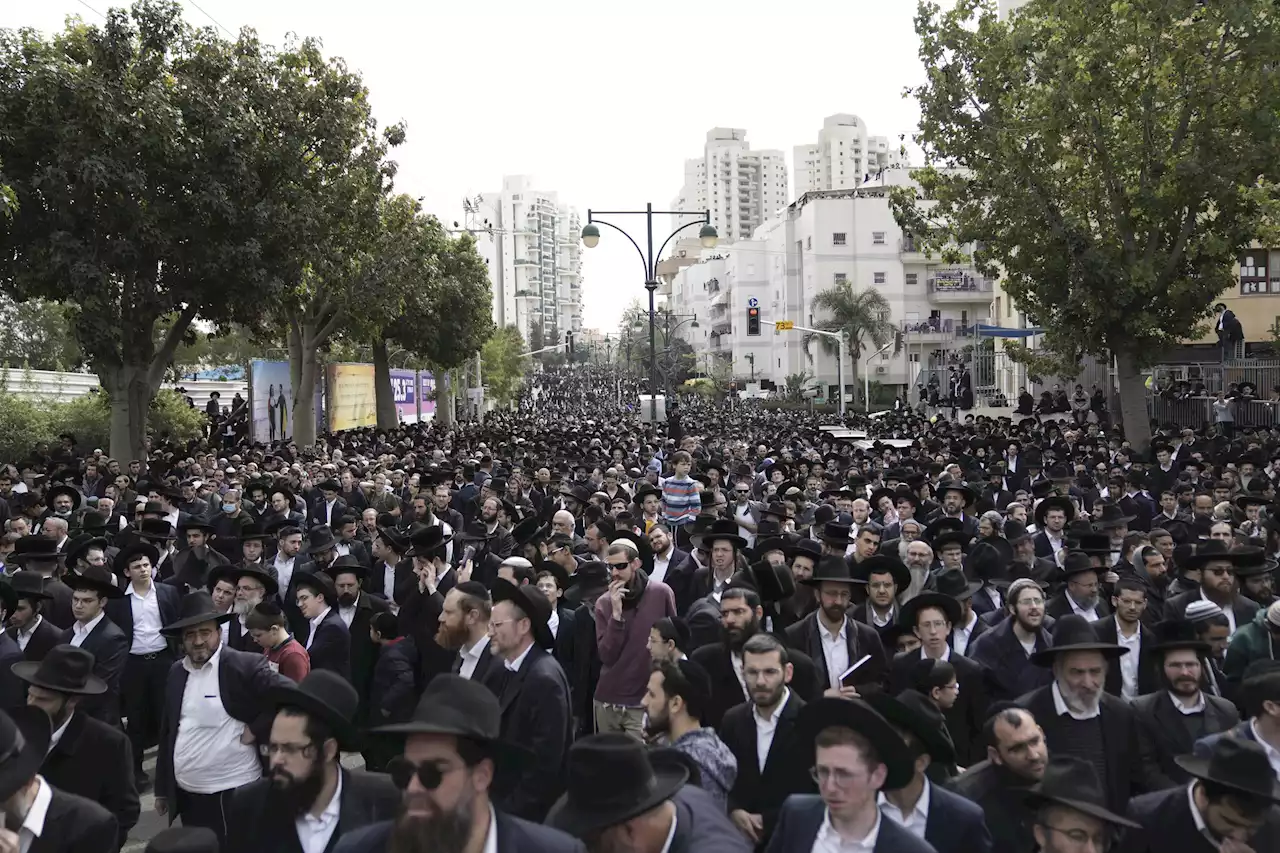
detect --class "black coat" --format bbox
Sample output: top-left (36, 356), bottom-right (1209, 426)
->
top-left (481, 644), bottom-right (573, 822)
top-left (1017, 684), bottom-right (1152, 815)
top-left (28, 786), bottom-right (119, 853)
top-left (60, 616), bottom-right (128, 724)
top-left (891, 649), bottom-right (990, 766)
top-left (367, 637), bottom-right (418, 725)
top-left (41, 711), bottom-right (140, 850)
top-left (690, 639), bottom-right (821, 730)
top-left (397, 586), bottom-right (455, 688)
top-left (6, 617), bottom-right (62, 661)
top-left (306, 608), bottom-right (352, 682)
top-left (347, 592), bottom-right (391, 712)
top-left (1131, 690), bottom-right (1239, 790)
top-left (784, 611), bottom-right (888, 696)
top-left (947, 760), bottom-right (1036, 853)
top-left (718, 692), bottom-right (815, 844)
top-left (967, 617), bottom-right (1054, 702)
top-left (1120, 784), bottom-right (1280, 853)
top-left (0, 631), bottom-right (25, 711)
top-left (42, 577), bottom-right (75, 630)
top-left (569, 599), bottom-right (600, 734)
top-left (1045, 592), bottom-right (1112, 623)
top-left (333, 808), bottom-right (584, 853)
top-left (1165, 589), bottom-right (1259, 627)
top-left (665, 785), bottom-right (755, 853)
top-left (765, 794), bottom-right (935, 853)
top-left (227, 768), bottom-right (401, 853)
top-left (311, 498), bottom-right (350, 529)
top-left (156, 645), bottom-right (293, 812)
top-left (104, 581), bottom-right (181, 648)
top-left (924, 781), bottom-right (994, 853)
top-left (551, 605), bottom-right (578, 699)
top-left (1091, 617), bottom-right (1159, 699)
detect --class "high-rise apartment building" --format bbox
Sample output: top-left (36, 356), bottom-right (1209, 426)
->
top-left (670, 128), bottom-right (789, 243)
top-left (793, 114), bottom-right (906, 196)
top-left (471, 175), bottom-right (583, 343)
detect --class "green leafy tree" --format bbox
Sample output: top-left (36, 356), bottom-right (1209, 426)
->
top-left (807, 282), bottom-right (897, 408)
top-left (890, 0), bottom-right (1280, 448)
top-left (0, 297), bottom-right (83, 371)
top-left (480, 325), bottom-right (528, 408)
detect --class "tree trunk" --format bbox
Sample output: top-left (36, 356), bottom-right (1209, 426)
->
top-left (436, 371), bottom-right (453, 425)
top-left (100, 365), bottom-right (152, 462)
top-left (1114, 348), bottom-right (1151, 451)
top-left (372, 339), bottom-right (398, 431)
top-left (288, 322), bottom-right (320, 448)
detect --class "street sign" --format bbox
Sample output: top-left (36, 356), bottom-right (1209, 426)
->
top-left (747, 297), bottom-right (759, 308)
top-left (775, 321), bottom-right (794, 331)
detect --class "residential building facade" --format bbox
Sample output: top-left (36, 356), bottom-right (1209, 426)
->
top-left (793, 114), bottom-right (906, 196)
top-left (670, 128), bottom-right (789, 244)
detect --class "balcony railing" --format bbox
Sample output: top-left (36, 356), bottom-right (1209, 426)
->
top-left (901, 318), bottom-right (955, 336)
top-left (928, 273), bottom-right (993, 295)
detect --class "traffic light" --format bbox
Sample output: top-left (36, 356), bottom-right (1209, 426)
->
top-left (565, 332), bottom-right (574, 356)
top-left (747, 307), bottom-right (760, 336)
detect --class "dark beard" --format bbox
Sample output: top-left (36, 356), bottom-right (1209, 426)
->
top-left (269, 759), bottom-right (327, 818)
top-left (337, 592), bottom-right (357, 608)
top-left (723, 620), bottom-right (758, 654)
top-left (388, 796), bottom-right (474, 853)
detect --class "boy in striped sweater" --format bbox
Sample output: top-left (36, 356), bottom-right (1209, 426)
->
top-left (660, 450), bottom-right (701, 532)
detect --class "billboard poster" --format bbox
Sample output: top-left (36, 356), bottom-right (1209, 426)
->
top-left (389, 369), bottom-right (418, 423)
top-left (249, 360), bottom-right (324, 444)
top-left (420, 371), bottom-right (436, 418)
top-left (326, 363), bottom-right (377, 432)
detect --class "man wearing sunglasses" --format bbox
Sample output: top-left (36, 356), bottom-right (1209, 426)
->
top-left (335, 674), bottom-right (581, 853)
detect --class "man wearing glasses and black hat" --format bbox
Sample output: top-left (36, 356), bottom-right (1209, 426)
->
top-left (1023, 756), bottom-right (1140, 853)
top-left (335, 674), bottom-right (581, 853)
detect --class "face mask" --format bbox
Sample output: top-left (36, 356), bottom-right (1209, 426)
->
top-left (222, 503), bottom-right (237, 513)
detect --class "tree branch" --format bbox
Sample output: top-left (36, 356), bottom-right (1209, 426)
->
top-left (147, 302), bottom-right (200, 388)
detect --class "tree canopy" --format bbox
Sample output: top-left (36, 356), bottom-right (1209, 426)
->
top-left (891, 0), bottom-right (1280, 448)
top-left (481, 325), bottom-right (528, 407)
top-left (808, 282), bottom-right (898, 407)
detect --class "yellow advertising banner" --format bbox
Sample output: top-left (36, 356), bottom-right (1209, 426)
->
top-left (326, 363), bottom-right (376, 432)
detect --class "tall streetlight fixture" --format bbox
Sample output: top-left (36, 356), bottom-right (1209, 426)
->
top-left (582, 204), bottom-right (717, 421)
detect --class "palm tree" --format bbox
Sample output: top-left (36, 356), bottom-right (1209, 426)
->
top-left (805, 282), bottom-right (899, 408)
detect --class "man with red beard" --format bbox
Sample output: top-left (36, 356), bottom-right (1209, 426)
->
top-left (335, 674), bottom-right (582, 853)
top-left (227, 671), bottom-right (400, 853)
top-left (435, 581), bottom-right (497, 683)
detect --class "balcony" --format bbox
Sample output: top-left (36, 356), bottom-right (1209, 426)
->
top-left (928, 273), bottom-right (994, 302)
top-left (514, 258), bottom-right (537, 266)
top-left (900, 318), bottom-right (957, 341)
top-left (899, 236), bottom-right (930, 264)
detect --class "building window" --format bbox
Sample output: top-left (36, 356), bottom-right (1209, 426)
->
top-left (874, 272), bottom-right (886, 284)
top-left (835, 273), bottom-right (848, 283)
top-left (833, 232), bottom-right (847, 246)
top-left (873, 232), bottom-right (885, 245)
top-left (905, 273), bottom-right (918, 285)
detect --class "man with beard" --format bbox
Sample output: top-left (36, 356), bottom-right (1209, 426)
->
top-left (970, 578), bottom-right (1055, 702)
top-left (1186, 600), bottom-right (1233, 698)
top-left (1236, 552), bottom-right (1277, 609)
top-left (335, 674), bottom-right (581, 853)
top-left (207, 563), bottom-right (277, 653)
top-left (948, 707), bottom-right (1048, 853)
top-left (1092, 578), bottom-right (1157, 700)
top-left (1046, 552), bottom-right (1111, 623)
top-left (785, 555), bottom-right (888, 699)
top-left (1017, 615), bottom-right (1152, 816)
top-left (1114, 545), bottom-right (1170, 627)
top-left (640, 657), bottom-right (738, 810)
top-left (1168, 541), bottom-right (1260, 638)
top-left (226, 671), bottom-right (400, 853)
top-left (1131, 620), bottom-right (1240, 791)
top-left (437, 581), bottom-right (495, 682)
top-left (476, 497), bottom-right (515, 559)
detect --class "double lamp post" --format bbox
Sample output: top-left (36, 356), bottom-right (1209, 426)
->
top-left (581, 203), bottom-right (717, 421)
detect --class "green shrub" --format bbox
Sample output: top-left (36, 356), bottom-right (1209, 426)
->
top-left (0, 393), bottom-right (55, 462)
top-left (51, 394), bottom-right (111, 451)
top-left (149, 390), bottom-right (206, 445)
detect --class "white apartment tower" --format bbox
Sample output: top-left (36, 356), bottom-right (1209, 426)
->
top-left (472, 175), bottom-right (584, 344)
top-left (670, 128), bottom-right (789, 243)
top-left (793, 114), bottom-right (906, 196)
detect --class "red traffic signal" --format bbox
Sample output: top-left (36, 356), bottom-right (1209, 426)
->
top-left (747, 307), bottom-right (760, 336)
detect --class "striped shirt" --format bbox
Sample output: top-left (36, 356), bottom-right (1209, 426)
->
top-left (661, 475), bottom-right (701, 527)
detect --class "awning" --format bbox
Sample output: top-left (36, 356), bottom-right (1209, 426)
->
top-left (968, 324), bottom-right (1043, 338)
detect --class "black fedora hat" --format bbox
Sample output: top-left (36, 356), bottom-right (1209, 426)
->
top-left (937, 482), bottom-right (977, 506)
top-left (964, 541), bottom-right (1007, 583)
top-left (511, 516), bottom-right (547, 548)
top-left (370, 672), bottom-right (529, 761)
top-left (795, 697), bottom-right (916, 790)
top-left (294, 570), bottom-right (338, 606)
top-left (306, 526), bottom-right (339, 555)
top-left (1175, 736), bottom-right (1280, 803)
top-left (491, 577), bottom-right (554, 650)
top-left (405, 523), bottom-right (453, 557)
top-left (922, 515), bottom-right (965, 543)
top-left (8, 535), bottom-right (62, 564)
top-left (1059, 550), bottom-right (1102, 579)
top-left (64, 534), bottom-right (109, 568)
top-left (113, 541), bottom-right (160, 576)
top-left (236, 523), bottom-right (272, 543)
top-left (137, 518), bottom-right (177, 542)
top-left (6, 571), bottom-right (50, 601)
top-left (1034, 495), bottom-right (1077, 528)
top-left (177, 518), bottom-right (215, 535)
top-left (547, 733), bottom-right (688, 838)
top-left (559, 482), bottom-right (592, 505)
top-left (1235, 553), bottom-right (1279, 579)
top-left (691, 518), bottom-right (746, 551)
top-left (745, 559), bottom-right (796, 605)
top-left (564, 561), bottom-right (609, 606)
top-left (1073, 532), bottom-right (1114, 557)
top-left (862, 688), bottom-right (956, 765)
top-left (323, 555), bottom-right (366, 583)
top-left (852, 555), bottom-right (911, 591)
top-left (76, 511), bottom-right (110, 536)
top-left (65, 564), bottom-right (124, 599)
top-left (161, 590), bottom-right (234, 636)
top-left (787, 538), bottom-right (823, 562)
top-left (802, 555), bottom-right (862, 587)
top-left (1025, 756), bottom-right (1141, 828)
top-left (145, 827), bottom-right (220, 853)
top-left (12, 644), bottom-right (106, 696)
top-left (47, 484), bottom-right (82, 512)
top-left (817, 521), bottom-right (853, 547)
top-left (1149, 618), bottom-right (1211, 656)
top-left (0, 706), bottom-right (51, 801)
top-left (265, 670), bottom-right (362, 751)
top-left (932, 567), bottom-right (983, 601)
top-left (1003, 519), bottom-right (1032, 545)
top-left (1091, 503), bottom-right (1135, 531)
top-left (899, 590), bottom-right (962, 629)
top-left (609, 529), bottom-right (655, 574)
top-left (208, 562), bottom-right (279, 597)
top-left (1183, 540), bottom-right (1260, 570)
top-left (1030, 613), bottom-right (1128, 667)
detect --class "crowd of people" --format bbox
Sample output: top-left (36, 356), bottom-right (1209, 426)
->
top-left (0, 363), bottom-right (1276, 853)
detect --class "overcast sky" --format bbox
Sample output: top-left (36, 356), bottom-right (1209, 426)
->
top-left (9, 0), bottom-right (935, 333)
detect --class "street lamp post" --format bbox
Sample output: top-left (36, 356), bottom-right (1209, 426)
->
top-left (583, 204), bottom-right (717, 421)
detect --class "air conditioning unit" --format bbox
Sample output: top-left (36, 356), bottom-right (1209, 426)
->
top-left (875, 366), bottom-right (888, 375)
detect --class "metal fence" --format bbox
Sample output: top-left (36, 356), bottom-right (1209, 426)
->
top-left (915, 350), bottom-right (1112, 406)
top-left (1149, 360), bottom-right (1280, 397)
top-left (1148, 396), bottom-right (1280, 429)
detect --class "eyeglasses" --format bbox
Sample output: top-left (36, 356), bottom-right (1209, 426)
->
top-left (259, 742), bottom-right (316, 759)
top-left (1036, 823), bottom-right (1112, 850)
top-left (386, 756), bottom-right (457, 791)
top-left (810, 766), bottom-right (862, 787)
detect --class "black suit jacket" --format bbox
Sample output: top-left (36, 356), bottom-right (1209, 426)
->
top-left (967, 617), bottom-right (1054, 702)
top-left (947, 760), bottom-right (1036, 853)
top-left (765, 794), bottom-right (935, 853)
top-left (1166, 589), bottom-right (1260, 627)
top-left (41, 711), bottom-right (139, 850)
top-left (925, 781), bottom-right (994, 853)
top-left (1092, 617), bottom-right (1159, 699)
top-left (481, 644), bottom-right (573, 822)
top-left (306, 608), bottom-right (352, 682)
top-left (156, 645), bottom-right (293, 810)
top-left (551, 605), bottom-right (578, 699)
top-left (784, 611), bottom-right (888, 697)
top-left (0, 631), bottom-right (25, 711)
top-left (28, 786), bottom-right (119, 853)
top-left (60, 616), bottom-right (128, 724)
top-left (313, 498), bottom-right (350, 529)
top-left (1032, 530), bottom-right (1063, 561)
top-left (347, 593), bottom-right (390, 712)
top-left (1120, 784), bottom-right (1280, 853)
top-left (1018, 684), bottom-right (1152, 814)
top-left (333, 808), bottom-right (584, 853)
top-left (227, 768), bottom-right (401, 853)
top-left (891, 648), bottom-right (990, 766)
top-left (42, 577), bottom-right (75, 629)
top-left (1131, 690), bottom-right (1239, 789)
top-left (104, 582), bottom-right (181, 648)
top-left (1046, 592), bottom-right (1112, 623)
top-left (6, 617), bottom-right (62, 662)
top-left (719, 692), bottom-right (815, 844)
top-left (690, 639), bottom-right (821, 730)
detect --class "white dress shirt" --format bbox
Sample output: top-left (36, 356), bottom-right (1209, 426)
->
top-left (338, 595), bottom-right (358, 628)
top-left (651, 550), bottom-right (672, 585)
top-left (172, 645), bottom-right (263, 793)
top-left (296, 768), bottom-right (343, 853)
top-left (1069, 596), bottom-right (1101, 622)
top-left (481, 805), bottom-right (499, 853)
top-left (48, 714), bottom-right (74, 753)
top-left (70, 611), bottom-right (106, 647)
top-left (458, 635), bottom-right (490, 680)
top-left (820, 619), bottom-right (851, 690)
top-left (658, 807), bottom-right (678, 853)
top-left (382, 562), bottom-right (397, 601)
top-left (17, 775), bottom-right (53, 853)
top-left (813, 806), bottom-right (881, 853)
top-left (306, 607), bottom-right (332, 651)
top-left (1251, 719), bottom-right (1280, 777)
top-left (504, 641), bottom-right (534, 673)
top-left (952, 610), bottom-right (978, 656)
top-left (878, 778), bottom-right (931, 838)
top-left (731, 652), bottom-right (748, 698)
top-left (324, 499), bottom-right (337, 526)
top-left (548, 608), bottom-right (560, 640)
top-left (1114, 619), bottom-right (1141, 700)
top-left (16, 615), bottom-right (42, 652)
top-left (1169, 691), bottom-right (1206, 715)
top-left (275, 555), bottom-right (296, 597)
top-left (1187, 782), bottom-right (1220, 849)
top-left (753, 688), bottom-right (791, 773)
top-left (1202, 589), bottom-right (1237, 636)
top-left (128, 582), bottom-right (169, 654)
